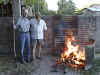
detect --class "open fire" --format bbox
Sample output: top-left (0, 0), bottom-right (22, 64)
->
top-left (57, 30), bottom-right (86, 69)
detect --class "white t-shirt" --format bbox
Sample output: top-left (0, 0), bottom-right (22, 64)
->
top-left (30, 18), bottom-right (47, 39)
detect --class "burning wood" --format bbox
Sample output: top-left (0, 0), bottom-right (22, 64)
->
top-left (57, 30), bottom-right (86, 69)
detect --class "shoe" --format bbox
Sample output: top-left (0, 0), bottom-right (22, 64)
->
top-left (20, 60), bottom-right (25, 64)
top-left (26, 60), bottom-right (30, 63)
top-left (33, 57), bottom-right (36, 60)
top-left (36, 56), bottom-right (42, 60)
top-left (30, 58), bottom-right (34, 62)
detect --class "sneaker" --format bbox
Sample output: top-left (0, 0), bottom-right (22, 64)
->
top-left (36, 56), bottom-right (42, 60)
top-left (26, 60), bottom-right (30, 63)
top-left (20, 60), bottom-right (25, 64)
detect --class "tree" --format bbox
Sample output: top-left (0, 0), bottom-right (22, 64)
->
top-left (57, 0), bottom-right (76, 15)
top-left (46, 10), bottom-right (57, 15)
top-left (0, 0), bottom-right (9, 4)
top-left (24, 0), bottom-right (48, 15)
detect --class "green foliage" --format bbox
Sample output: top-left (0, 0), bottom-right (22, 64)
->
top-left (24, 0), bottom-right (48, 15)
top-left (57, 0), bottom-right (76, 15)
top-left (0, 0), bottom-right (2, 3)
top-left (74, 8), bottom-right (84, 15)
top-left (45, 10), bottom-right (57, 15)
top-left (0, 0), bottom-right (9, 4)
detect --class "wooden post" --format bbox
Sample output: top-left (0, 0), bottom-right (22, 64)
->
top-left (12, 0), bottom-right (21, 22)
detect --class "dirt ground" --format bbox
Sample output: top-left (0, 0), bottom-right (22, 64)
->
top-left (0, 51), bottom-right (100, 75)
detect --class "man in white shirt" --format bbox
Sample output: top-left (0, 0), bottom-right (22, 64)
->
top-left (30, 12), bottom-right (47, 60)
top-left (14, 7), bottom-right (31, 64)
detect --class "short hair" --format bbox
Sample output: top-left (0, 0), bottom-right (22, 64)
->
top-left (21, 5), bottom-right (26, 10)
top-left (21, 5), bottom-right (29, 14)
top-left (35, 12), bottom-right (41, 17)
top-left (89, 39), bottom-right (95, 44)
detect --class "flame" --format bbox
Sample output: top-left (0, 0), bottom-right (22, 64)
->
top-left (60, 30), bottom-right (86, 68)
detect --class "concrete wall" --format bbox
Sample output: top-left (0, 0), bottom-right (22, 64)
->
top-left (0, 17), bottom-right (13, 55)
top-left (95, 16), bottom-right (100, 50)
top-left (78, 15), bottom-right (100, 52)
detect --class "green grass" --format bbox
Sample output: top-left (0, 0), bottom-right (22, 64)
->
top-left (0, 56), bottom-right (40, 75)
top-left (82, 59), bottom-right (100, 75)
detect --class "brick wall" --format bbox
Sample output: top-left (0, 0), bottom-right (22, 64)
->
top-left (78, 16), bottom-right (89, 47)
top-left (0, 16), bottom-right (82, 55)
top-left (50, 16), bottom-right (78, 54)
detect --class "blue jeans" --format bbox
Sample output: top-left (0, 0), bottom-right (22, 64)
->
top-left (19, 32), bottom-right (30, 62)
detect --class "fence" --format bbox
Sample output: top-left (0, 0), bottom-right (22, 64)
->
top-left (0, 3), bottom-right (12, 17)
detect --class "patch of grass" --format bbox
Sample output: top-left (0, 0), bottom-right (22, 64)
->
top-left (0, 57), bottom-right (40, 75)
top-left (82, 59), bottom-right (100, 75)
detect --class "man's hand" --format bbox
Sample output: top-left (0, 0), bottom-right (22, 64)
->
top-left (44, 31), bottom-right (48, 42)
top-left (13, 25), bottom-right (16, 30)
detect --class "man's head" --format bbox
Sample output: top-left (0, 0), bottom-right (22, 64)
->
top-left (22, 7), bottom-right (29, 17)
top-left (35, 12), bottom-right (41, 20)
top-left (88, 39), bottom-right (95, 44)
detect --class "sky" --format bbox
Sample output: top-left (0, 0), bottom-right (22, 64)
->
top-left (45, 0), bottom-right (100, 11)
